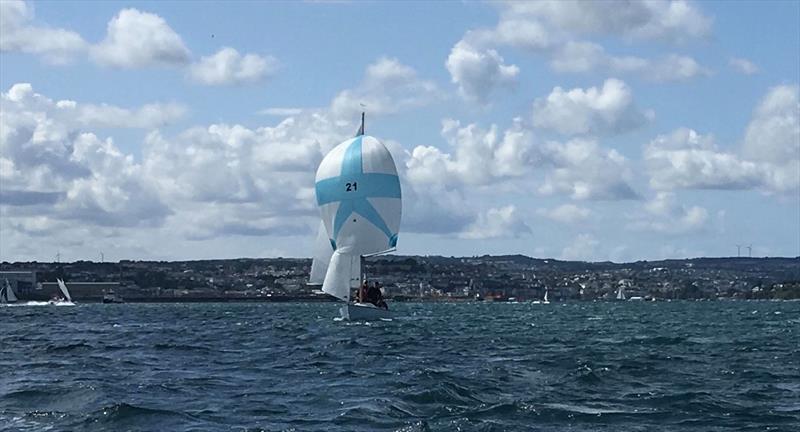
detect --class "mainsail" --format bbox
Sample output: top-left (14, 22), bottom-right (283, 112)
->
top-left (57, 279), bottom-right (72, 302)
top-left (1, 279), bottom-right (17, 303)
top-left (308, 221), bottom-right (334, 285)
top-left (314, 115), bottom-right (402, 301)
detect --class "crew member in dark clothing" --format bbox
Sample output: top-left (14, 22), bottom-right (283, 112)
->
top-left (372, 282), bottom-right (388, 310)
top-left (365, 282), bottom-right (379, 304)
top-left (358, 280), bottom-right (369, 303)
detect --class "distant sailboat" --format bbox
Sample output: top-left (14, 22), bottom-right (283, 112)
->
top-left (1, 279), bottom-right (18, 303)
top-left (314, 112), bottom-right (401, 320)
top-left (532, 288), bottom-right (550, 304)
top-left (53, 278), bottom-right (75, 305)
top-left (616, 285), bottom-right (626, 301)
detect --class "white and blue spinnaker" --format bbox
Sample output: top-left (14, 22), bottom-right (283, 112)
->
top-left (313, 114), bottom-right (401, 314)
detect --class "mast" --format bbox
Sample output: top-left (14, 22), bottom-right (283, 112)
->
top-left (356, 111), bottom-right (365, 136)
top-left (360, 254), bottom-right (366, 303)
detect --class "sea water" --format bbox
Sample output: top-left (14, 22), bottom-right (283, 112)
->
top-left (1, 301), bottom-right (798, 431)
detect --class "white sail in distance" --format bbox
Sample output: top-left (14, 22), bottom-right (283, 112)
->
top-left (57, 279), bottom-right (72, 302)
top-left (314, 130), bottom-right (402, 301)
top-left (1, 279), bottom-right (17, 303)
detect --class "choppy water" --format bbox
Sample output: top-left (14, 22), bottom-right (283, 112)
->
top-left (1, 301), bottom-right (798, 431)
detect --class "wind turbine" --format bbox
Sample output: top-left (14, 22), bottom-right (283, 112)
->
top-left (735, 244), bottom-right (742, 257)
top-left (747, 244), bottom-right (752, 258)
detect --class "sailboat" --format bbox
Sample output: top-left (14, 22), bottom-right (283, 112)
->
top-left (532, 288), bottom-right (550, 304)
top-left (1, 279), bottom-right (18, 304)
top-left (616, 285), bottom-right (626, 301)
top-left (52, 278), bottom-right (75, 305)
top-left (313, 112), bottom-right (401, 320)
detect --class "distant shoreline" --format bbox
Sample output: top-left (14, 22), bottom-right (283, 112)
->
top-left (12, 297), bottom-right (798, 304)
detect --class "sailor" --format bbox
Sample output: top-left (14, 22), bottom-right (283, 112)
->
top-left (369, 282), bottom-right (388, 310)
top-left (358, 280), bottom-right (369, 303)
top-left (364, 284), bottom-right (380, 306)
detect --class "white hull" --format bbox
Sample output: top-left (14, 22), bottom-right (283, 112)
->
top-left (341, 302), bottom-right (394, 320)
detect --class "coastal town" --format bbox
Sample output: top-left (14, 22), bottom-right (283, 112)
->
top-left (2, 255), bottom-right (798, 302)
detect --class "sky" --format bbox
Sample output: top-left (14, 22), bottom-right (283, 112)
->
top-left (0, 0), bottom-right (798, 263)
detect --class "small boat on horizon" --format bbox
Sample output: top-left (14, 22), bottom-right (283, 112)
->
top-left (532, 288), bottom-right (550, 304)
top-left (102, 290), bottom-right (124, 304)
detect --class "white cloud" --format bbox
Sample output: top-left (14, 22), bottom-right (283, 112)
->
top-left (646, 85), bottom-right (799, 195)
top-left (743, 85), bottom-right (799, 165)
top-left (0, 84), bottom-right (171, 228)
top-left (539, 138), bottom-right (640, 200)
top-left (497, 0), bottom-right (712, 45)
top-left (188, 47), bottom-right (279, 86)
top-left (406, 117), bottom-right (638, 202)
top-left (743, 85), bottom-right (800, 193)
top-left (729, 57), bottom-right (759, 75)
top-left (468, 17), bottom-right (553, 52)
top-left (538, 204), bottom-right (591, 224)
top-left (631, 192), bottom-right (709, 234)
top-left (648, 54), bottom-right (712, 82)
top-left (445, 40), bottom-right (519, 104)
top-left (406, 118), bottom-right (538, 187)
top-left (550, 43), bottom-right (711, 82)
top-left (258, 108), bottom-right (304, 116)
top-left (451, 1), bottom-right (713, 91)
top-left (549, 41), bottom-right (646, 74)
top-left (402, 120), bottom-right (537, 236)
top-left (532, 79), bottom-right (653, 136)
top-left (645, 128), bottom-right (765, 190)
top-left (460, 205), bottom-right (531, 239)
top-left (74, 102), bottom-right (187, 129)
top-left (330, 57), bottom-right (440, 120)
top-left (400, 181), bottom-right (473, 235)
top-left (560, 233), bottom-right (600, 261)
top-left (142, 119), bottom-right (331, 206)
top-left (0, 0), bottom-right (87, 64)
top-left (1, 82), bottom-right (186, 130)
top-left (0, 81), bottom-right (358, 243)
top-left (91, 8), bottom-right (190, 68)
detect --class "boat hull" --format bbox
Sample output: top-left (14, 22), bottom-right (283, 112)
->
top-left (341, 302), bottom-right (394, 320)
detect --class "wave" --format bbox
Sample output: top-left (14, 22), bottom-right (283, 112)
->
top-left (2, 301), bottom-right (796, 432)
top-left (81, 402), bottom-right (195, 426)
top-left (46, 342), bottom-right (93, 353)
top-left (2, 301), bottom-right (76, 307)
